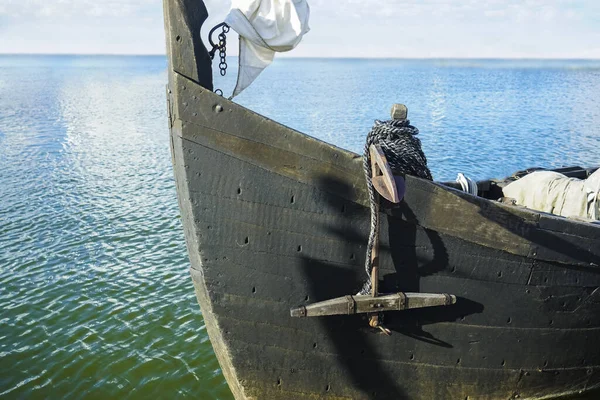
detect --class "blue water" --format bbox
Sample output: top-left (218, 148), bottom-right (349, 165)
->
top-left (227, 57), bottom-right (600, 180)
top-left (1, 55), bottom-right (599, 398)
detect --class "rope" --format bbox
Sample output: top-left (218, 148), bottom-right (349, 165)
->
top-left (360, 119), bottom-right (432, 295)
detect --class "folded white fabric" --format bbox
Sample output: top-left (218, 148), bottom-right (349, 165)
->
top-left (456, 173), bottom-right (478, 196)
top-left (225, 0), bottom-right (310, 98)
top-left (502, 168), bottom-right (600, 220)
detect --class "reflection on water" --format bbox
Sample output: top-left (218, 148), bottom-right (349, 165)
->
top-left (0, 55), bottom-right (231, 399)
top-left (1, 55), bottom-right (600, 398)
top-left (228, 57), bottom-right (600, 180)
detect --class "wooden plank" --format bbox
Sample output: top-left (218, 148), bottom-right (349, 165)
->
top-left (173, 124), bottom-right (249, 400)
top-left (210, 296), bottom-right (600, 371)
top-left (174, 73), bottom-right (362, 181)
top-left (163, 0), bottom-right (213, 89)
top-left (174, 71), bottom-right (600, 269)
top-left (210, 325), bottom-right (597, 400)
top-left (530, 261), bottom-right (600, 287)
top-left (397, 176), bottom-right (600, 268)
top-left (178, 122), bottom-right (367, 204)
top-left (199, 246), bottom-right (600, 331)
top-left (538, 213), bottom-right (600, 240)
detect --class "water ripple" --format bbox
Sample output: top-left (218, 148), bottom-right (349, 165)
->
top-left (1, 56), bottom-right (600, 399)
top-left (0, 56), bottom-right (230, 399)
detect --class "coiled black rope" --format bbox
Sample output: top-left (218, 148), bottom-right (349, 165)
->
top-left (360, 118), bottom-right (433, 295)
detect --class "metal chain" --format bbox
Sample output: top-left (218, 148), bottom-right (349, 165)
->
top-left (217, 25), bottom-right (229, 77)
top-left (208, 23), bottom-right (230, 95)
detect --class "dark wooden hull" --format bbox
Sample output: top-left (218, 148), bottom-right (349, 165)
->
top-left (164, 2), bottom-right (600, 399)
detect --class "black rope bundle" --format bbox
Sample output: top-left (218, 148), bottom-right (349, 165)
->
top-left (360, 118), bottom-right (432, 295)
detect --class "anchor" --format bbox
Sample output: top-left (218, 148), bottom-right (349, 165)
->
top-left (290, 104), bottom-right (457, 333)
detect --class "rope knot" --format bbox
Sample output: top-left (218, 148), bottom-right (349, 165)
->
top-left (359, 118), bottom-right (432, 295)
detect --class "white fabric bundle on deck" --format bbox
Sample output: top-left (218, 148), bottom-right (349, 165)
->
top-left (225, 0), bottom-right (310, 98)
top-left (502, 169), bottom-right (600, 221)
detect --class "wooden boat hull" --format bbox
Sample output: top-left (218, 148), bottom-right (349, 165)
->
top-left (164, 1), bottom-right (600, 398)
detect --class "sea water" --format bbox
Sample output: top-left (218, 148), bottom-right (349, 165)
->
top-left (1, 55), bottom-right (599, 398)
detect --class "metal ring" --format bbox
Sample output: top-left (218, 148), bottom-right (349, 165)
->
top-left (208, 22), bottom-right (229, 49)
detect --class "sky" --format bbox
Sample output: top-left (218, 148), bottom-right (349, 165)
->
top-left (1, 0), bottom-right (600, 58)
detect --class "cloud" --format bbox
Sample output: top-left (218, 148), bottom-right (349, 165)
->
top-left (305, 0), bottom-right (598, 25)
top-left (0, 0), bottom-right (599, 57)
top-left (293, 0), bottom-right (600, 58)
top-left (0, 0), bottom-right (163, 54)
top-left (0, 0), bottom-right (157, 18)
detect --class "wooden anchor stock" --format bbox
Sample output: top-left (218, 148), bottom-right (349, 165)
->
top-left (290, 292), bottom-right (457, 318)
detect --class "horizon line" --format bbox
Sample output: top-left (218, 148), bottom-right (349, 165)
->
top-left (2, 53), bottom-right (600, 61)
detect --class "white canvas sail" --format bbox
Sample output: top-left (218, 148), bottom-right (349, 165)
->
top-left (225, 0), bottom-right (310, 98)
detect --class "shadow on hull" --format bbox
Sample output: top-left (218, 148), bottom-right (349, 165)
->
top-left (163, 0), bottom-right (600, 398)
